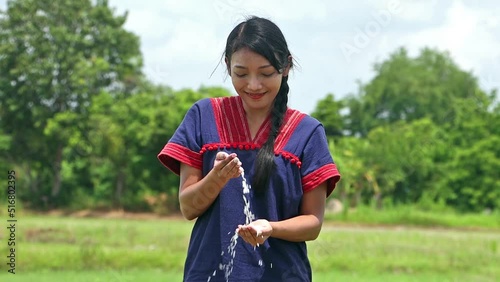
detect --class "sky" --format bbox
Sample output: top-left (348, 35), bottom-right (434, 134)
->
top-left (2, 0), bottom-right (500, 114)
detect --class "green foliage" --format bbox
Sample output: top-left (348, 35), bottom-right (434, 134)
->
top-left (438, 135), bottom-right (500, 212)
top-left (0, 0), bottom-right (236, 211)
top-left (311, 93), bottom-right (344, 138)
top-left (60, 86), bottom-right (230, 210)
top-left (365, 118), bottom-right (446, 205)
top-left (328, 137), bottom-right (370, 207)
top-left (344, 47), bottom-right (492, 136)
top-left (0, 0), bottom-right (142, 208)
top-left (321, 47), bottom-right (499, 212)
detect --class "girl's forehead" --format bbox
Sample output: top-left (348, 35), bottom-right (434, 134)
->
top-left (230, 48), bottom-right (271, 66)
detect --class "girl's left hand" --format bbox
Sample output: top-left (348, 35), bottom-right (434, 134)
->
top-left (236, 219), bottom-right (273, 247)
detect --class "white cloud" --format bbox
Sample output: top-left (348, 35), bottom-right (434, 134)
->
top-left (242, 0), bottom-right (329, 22)
top-left (124, 9), bottom-right (174, 41)
top-left (392, 0), bottom-right (439, 22)
top-left (396, 1), bottom-right (500, 72)
top-left (159, 19), bottom-right (221, 63)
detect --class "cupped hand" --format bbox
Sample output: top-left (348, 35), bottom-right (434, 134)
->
top-left (236, 219), bottom-right (273, 247)
top-left (212, 152), bottom-right (244, 184)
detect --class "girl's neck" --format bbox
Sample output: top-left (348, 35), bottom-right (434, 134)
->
top-left (243, 105), bottom-right (271, 125)
top-left (242, 104), bottom-right (271, 141)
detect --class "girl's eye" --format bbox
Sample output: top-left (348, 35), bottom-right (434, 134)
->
top-left (262, 72), bottom-right (275, 77)
top-left (234, 73), bottom-right (247, 77)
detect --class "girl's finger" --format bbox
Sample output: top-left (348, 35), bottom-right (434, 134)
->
top-left (222, 157), bottom-right (239, 174)
top-left (215, 151), bottom-right (228, 161)
top-left (246, 229), bottom-right (256, 245)
top-left (215, 154), bottom-right (236, 169)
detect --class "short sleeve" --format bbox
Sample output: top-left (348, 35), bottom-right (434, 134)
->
top-left (300, 125), bottom-right (341, 197)
top-left (157, 103), bottom-right (203, 175)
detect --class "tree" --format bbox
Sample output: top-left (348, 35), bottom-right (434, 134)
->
top-left (46, 86), bottom-right (232, 211)
top-left (434, 100), bottom-right (500, 212)
top-left (438, 135), bottom-right (500, 212)
top-left (329, 137), bottom-right (371, 208)
top-left (363, 119), bottom-right (445, 207)
top-left (311, 93), bottom-right (345, 138)
top-left (321, 47), bottom-right (499, 212)
top-left (345, 47), bottom-right (493, 137)
top-left (0, 0), bottom-right (142, 208)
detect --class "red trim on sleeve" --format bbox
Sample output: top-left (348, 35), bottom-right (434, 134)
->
top-left (302, 163), bottom-right (341, 197)
top-left (157, 142), bottom-right (202, 175)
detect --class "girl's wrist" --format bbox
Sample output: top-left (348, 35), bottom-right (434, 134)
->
top-left (206, 169), bottom-right (228, 189)
top-left (268, 221), bottom-right (277, 238)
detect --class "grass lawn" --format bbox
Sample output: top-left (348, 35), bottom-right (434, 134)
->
top-left (0, 214), bottom-right (498, 281)
top-left (1, 269), bottom-right (492, 282)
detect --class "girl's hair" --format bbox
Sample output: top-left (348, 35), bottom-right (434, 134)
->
top-left (224, 16), bottom-right (293, 193)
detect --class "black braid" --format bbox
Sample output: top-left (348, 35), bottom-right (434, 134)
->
top-left (253, 76), bottom-right (289, 194)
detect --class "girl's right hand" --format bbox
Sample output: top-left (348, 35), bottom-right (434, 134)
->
top-left (212, 152), bottom-right (244, 184)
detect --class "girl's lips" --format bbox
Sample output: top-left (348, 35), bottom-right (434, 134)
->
top-left (247, 92), bottom-right (266, 99)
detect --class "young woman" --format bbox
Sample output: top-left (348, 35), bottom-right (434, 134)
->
top-left (158, 16), bottom-right (340, 282)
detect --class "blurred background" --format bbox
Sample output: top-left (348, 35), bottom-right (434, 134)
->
top-left (0, 0), bottom-right (499, 281)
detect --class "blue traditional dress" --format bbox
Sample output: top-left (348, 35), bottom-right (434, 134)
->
top-left (158, 96), bottom-right (340, 282)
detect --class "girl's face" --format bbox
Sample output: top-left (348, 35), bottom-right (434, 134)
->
top-left (228, 48), bottom-right (288, 115)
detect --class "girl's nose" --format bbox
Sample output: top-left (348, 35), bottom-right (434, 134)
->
top-left (247, 76), bottom-right (263, 91)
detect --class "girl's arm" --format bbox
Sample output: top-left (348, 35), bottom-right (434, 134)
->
top-left (179, 152), bottom-right (243, 220)
top-left (237, 182), bottom-right (327, 245)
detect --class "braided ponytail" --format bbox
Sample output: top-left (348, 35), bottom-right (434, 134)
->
top-left (252, 76), bottom-right (289, 193)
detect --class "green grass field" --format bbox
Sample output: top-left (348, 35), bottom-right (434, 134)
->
top-left (0, 214), bottom-right (499, 281)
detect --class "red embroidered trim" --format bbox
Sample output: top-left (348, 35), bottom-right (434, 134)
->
top-left (205, 98), bottom-right (306, 169)
top-left (278, 150), bottom-right (302, 168)
top-left (274, 109), bottom-right (306, 152)
top-left (302, 163), bottom-right (341, 196)
top-left (211, 97), bottom-right (271, 145)
top-left (199, 142), bottom-right (261, 154)
top-left (199, 143), bottom-right (302, 168)
top-left (157, 143), bottom-right (202, 175)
